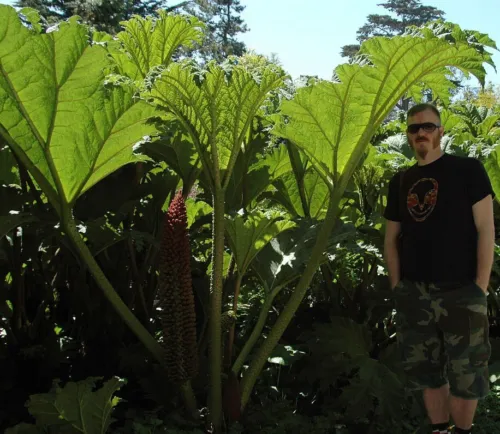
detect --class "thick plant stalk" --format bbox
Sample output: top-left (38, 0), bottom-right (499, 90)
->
top-left (209, 188), bottom-right (225, 430)
top-left (240, 192), bottom-right (340, 408)
top-left (157, 191), bottom-right (198, 415)
top-left (61, 215), bottom-right (165, 365)
top-left (180, 381), bottom-right (198, 417)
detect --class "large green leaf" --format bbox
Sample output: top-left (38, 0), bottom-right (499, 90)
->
top-left (305, 317), bottom-right (372, 358)
top-left (451, 103), bottom-right (498, 137)
top-left (440, 108), bottom-right (463, 132)
top-left (0, 144), bottom-right (19, 185)
top-left (106, 10), bottom-right (205, 81)
top-left (223, 142), bottom-right (293, 212)
top-left (185, 197), bottom-right (212, 228)
top-left (148, 61), bottom-right (284, 190)
top-left (225, 210), bottom-right (296, 275)
top-left (224, 124), bottom-right (271, 211)
top-left (224, 162), bottom-right (271, 212)
top-left (0, 213), bottom-right (40, 239)
top-left (298, 319), bottom-right (405, 422)
top-left (297, 318), bottom-right (372, 392)
top-left (250, 143), bottom-right (330, 218)
top-left (267, 344), bottom-right (306, 367)
top-left (26, 376), bottom-right (125, 433)
top-left (485, 149), bottom-right (500, 203)
top-left (479, 115), bottom-right (500, 136)
top-left (5, 423), bottom-right (40, 434)
top-left (272, 22), bottom-right (495, 187)
top-left (270, 168), bottom-right (329, 219)
top-left (0, 5), bottom-right (159, 208)
top-left (144, 120), bottom-right (203, 199)
top-left (336, 356), bottom-right (404, 421)
top-left (251, 219), bottom-right (355, 292)
top-left (251, 143), bottom-right (293, 182)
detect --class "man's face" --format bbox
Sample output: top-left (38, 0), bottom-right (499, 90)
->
top-left (406, 109), bottom-right (443, 160)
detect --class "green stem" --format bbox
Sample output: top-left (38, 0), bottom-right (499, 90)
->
top-left (209, 188), bottom-right (225, 430)
top-left (224, 273), bottom-right (243, 369)
top-left (12, 229), bottom-right (24, 330)
top-left (286, 141), bottom-right (309, 217)
top-left (240, 192), bottom-right (341, 409)
top-left (320, 263), bottom-right (336, 301)
top-left (180, 380), bottom-right (198, 418)
top-left (0, 124), bottom-right (59, 211)
top-left (127, 236), bottom-right (150, 324)
top-left (182, 166), bottom-right (202, 200)
top-left (222, 254), bottom-right (236, 304)
top-left (231, 286), bottom-right (281, 375)
top-left (62, 215), bottom-right (164, 364)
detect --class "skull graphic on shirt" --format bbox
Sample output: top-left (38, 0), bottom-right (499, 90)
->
top-left (406, 178), bottom-right (439, 222)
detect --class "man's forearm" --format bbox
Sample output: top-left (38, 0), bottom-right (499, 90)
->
top-left (476, 228), bottom-right (495, 290)
top-left (384, 242), bottom-right (400, 289)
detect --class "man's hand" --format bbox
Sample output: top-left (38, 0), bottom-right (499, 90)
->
top-left (384, 220), bottom-right (401, 292)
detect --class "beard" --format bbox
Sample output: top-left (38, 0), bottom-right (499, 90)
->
top-left (416, 144), bottom-right (429, 159)
top-left (411, 135), bottom-right (441, 159)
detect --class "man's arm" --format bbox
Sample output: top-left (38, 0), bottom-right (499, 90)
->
top-left (472, 194), bottom-right (495, 292)
top-left (384, 220), bottom-right (401, 289)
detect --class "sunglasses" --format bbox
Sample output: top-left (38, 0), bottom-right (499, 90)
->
top-left (406, 122), bottom-right (441, 134)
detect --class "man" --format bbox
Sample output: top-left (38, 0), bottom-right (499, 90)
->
top-left (383, 103), bottom-right (495, 434)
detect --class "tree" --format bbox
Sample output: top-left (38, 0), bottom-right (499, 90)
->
top-left (459, 82), bottom-right (500, 109)
top-left (14, 0), bottom-right (191, 33)
top-left (15, 0), bottom-right (248, 60)
top-left (15, 0), bottom-right (55, 20)
top-left (184, 0), bottom-right (249, 62)
top-left (341, 0), bottom-right (445, 59)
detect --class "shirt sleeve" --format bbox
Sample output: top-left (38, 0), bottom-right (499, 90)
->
top-left (384, 172), bottom-right (402, 222)
top-left (465, 157), bottom-right (495, 206)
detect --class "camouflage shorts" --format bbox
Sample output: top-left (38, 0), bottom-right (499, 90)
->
top-left (393, 279), bottom-right (491, 400)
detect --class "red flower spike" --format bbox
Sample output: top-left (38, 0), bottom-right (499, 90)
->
top-left (157, 191), bottom-right (198, 384)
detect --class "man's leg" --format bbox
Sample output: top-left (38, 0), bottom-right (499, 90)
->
top-left (449, 396), bottom-right (477, 431)
top-left (423, 384), bottom-right (451, 433)
top-left (438, 282), bottom-right (491, 433)
top-left (423, 383), bottom-right (450, 423)
top-left (394, 281), bottom-right (449, 432)
top-left (422, 385), bottom-right (478, 432)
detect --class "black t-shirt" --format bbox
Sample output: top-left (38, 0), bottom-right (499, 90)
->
top-left (384, 153), bottom-right (494, 283)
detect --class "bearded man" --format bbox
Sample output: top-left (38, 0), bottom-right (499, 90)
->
top-left (383, 103), bottom-right (495, 434)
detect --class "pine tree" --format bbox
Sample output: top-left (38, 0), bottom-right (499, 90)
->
top-left (341, 0), bottom-right (445, 58)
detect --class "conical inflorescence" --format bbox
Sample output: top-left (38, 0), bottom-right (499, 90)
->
top-left (157, 191), bottom-right (198, 384)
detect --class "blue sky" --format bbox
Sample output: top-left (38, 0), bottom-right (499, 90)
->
top-left (1, 0), bottom-right (499, 87)
top-left (238, 0), bottom-right (500, 86)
